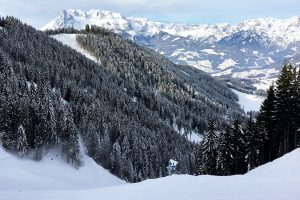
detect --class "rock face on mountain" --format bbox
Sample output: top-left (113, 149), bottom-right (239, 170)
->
top-left (42, 9), bottom-right (300, 91)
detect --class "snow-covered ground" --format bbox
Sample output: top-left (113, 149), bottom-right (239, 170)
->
top-left (51, 34), bottom-right (100, 64)
top-left (1, 145), bottom-right (300, 200)
top-left (232, 89), bottom-right (264, 112)
top-left (0, 146), bottom-right (124, 192)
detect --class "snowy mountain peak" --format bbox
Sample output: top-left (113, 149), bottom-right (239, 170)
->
top-left (42, 9), bottom-right (300, 47)
top-left (236, 16), bottom-right (300, 47)
top-left (42, 10), bottom-right (300, 91)
top-left (41, 9), bottom-right (130, 32)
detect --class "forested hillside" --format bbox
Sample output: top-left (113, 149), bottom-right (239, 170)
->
top-left (0, 17), bottom-right (244, 182)
top-left (196, 63), bottom-right (300, 176)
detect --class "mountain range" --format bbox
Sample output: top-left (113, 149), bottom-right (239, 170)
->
top-left (42, 9), bottom-right (300, 92)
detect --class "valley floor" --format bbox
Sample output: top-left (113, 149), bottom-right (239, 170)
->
top-left (0, 145), bottom-right (299, 200)
top-left (232, 89), bottom-right (264, 112)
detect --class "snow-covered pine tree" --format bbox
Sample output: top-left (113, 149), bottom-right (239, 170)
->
top-left (96, 130), bottom-right (111, 169)
top-left (0, 51), bottom-right (19, 151)
top-left (16, 125), bottom-right (28, 157)
top-left (63, 107), bottom-right (81, 168)
top-left (275, 63), bottom-right (295, 155)
top-left (67, 131), bottom-right (81, 168)
top-left (110, 141), bottom-right (122, 177)
top-left (231, 118), bottom-right (246, 174)
top-left (217, 124), bottom-right (233, 175)
top-left (197, 119), bottom-right (218, 175)
top-left (245, 112), bottom-right (262, 171)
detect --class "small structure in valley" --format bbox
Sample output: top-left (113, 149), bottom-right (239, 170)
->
top-left (167, 159), bottom-right (178, 175)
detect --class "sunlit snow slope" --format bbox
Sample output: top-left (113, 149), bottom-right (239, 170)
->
top-left (1, 145), bottom-right (300, 200)
top-left (51, 34), bottom-right (100, 64)
top-left (0, 146), bottom-right (124, 192)
top-left (232, 89), bottom-right (264, 112)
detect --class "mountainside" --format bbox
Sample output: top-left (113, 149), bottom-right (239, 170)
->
top-left (1, 143), bottom-right (299, 200)
top-left (0, 17), bottom-right (243, 182)
top-left (42, 9), bottom-right (300, 92)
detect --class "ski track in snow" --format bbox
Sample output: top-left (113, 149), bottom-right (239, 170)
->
top-left (1, 147), bottom-right (300, 200)
top-left (51, 34), bottom-right (100, 64)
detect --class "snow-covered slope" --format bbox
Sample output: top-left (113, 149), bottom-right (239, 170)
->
top-left (51, 34), bottom-right (100, 64)
top-left (42, 10), bottom-right (300, 92)
top-left (232, 89), bottom-right (264, 112)
top-left (1, 147), bottom-right (300, 200)
top-left (247, 148), bottom-right (300, 177)
top-left (0, 146), bottom-right (124, 191)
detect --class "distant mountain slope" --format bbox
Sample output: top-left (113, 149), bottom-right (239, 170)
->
top-left (42, 9), bottom-right (300, 91)
top-left (0, 17), bottom-right (242, 182)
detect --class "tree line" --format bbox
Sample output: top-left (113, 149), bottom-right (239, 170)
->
top-left (197, 63), bottom-right (300, 175)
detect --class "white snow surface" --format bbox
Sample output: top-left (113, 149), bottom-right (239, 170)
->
top-left (0, 146), bottom-right (124, 192)
top-left (232, 89), bottom-right (264, 112)
top-left (1, 146), bottom-right (300, 200)
top-left (218, 59), bottom-right (238, 70)
top-left (247, 148), bottom-right (300, 178)
top-left (187, 132), bottom-right (203, 143)
top-left (51, 34), bottom-right (100, 64)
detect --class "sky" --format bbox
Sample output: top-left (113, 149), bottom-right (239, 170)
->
top-left (0, 0), bottom-right (299, 28)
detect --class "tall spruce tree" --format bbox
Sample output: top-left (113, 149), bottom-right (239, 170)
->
top-left (63, 107), bottom-right (81, 167)
top-left (217, 124), bottom-right (233, 175)
top-left (275, 63), bottom-right (294, 155)
top-left (231, 118), bottom-right (246, 174)
top-left (197, 119), bottom-right (218, 175)
top-left (256, 84), bottom-right (277, 162)
top-left (16, 125), bottom-right (28, 157)
top-left (295, 68), bottom-right (300, 147)
top-left (245, 112), bottom-right (262, 171)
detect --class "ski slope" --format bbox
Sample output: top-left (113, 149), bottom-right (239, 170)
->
top-left (0, 146), bottom-right (124, 192)
top-left (51, 34), bottom-right (100, 64)
top-left (232, 89), bottom-right (264, 112)
top-left (1, 145), bottom-right (300, 200)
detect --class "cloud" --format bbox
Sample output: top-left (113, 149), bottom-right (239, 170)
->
top-left (0, 0), bottom-right (299, 27)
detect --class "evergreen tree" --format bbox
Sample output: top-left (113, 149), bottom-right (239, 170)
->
top-left (256, 84), bottom-right (277, 162)
top-left (217, 124), bottom-right (233, 175)
top-left (197, 119), bottom-right (218, 175)
top-left (16, 125), bottom-right (28, 157)
top-left (231, 118), bottom-right (246, 174)
top-left (274, 63), bottom-right (294, 155)
top-left (63, 107), bottom-right (81, 167)
top-left (0, 51), bottom-right (19, 151)
top-left (245, 112), bottom-right (262, 171)
top-left (110, 141), bottom-right (122, 176)
top-left (295, 68), bottom-right (300, 147)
